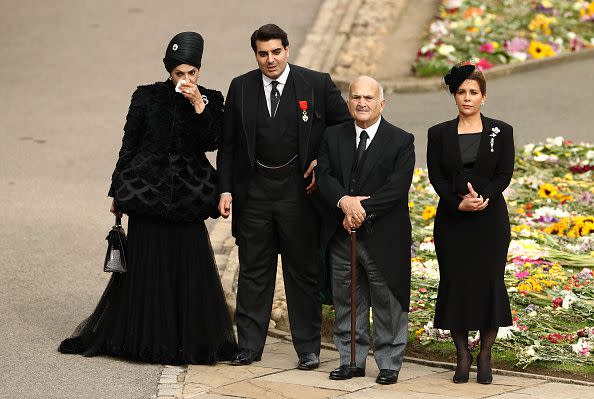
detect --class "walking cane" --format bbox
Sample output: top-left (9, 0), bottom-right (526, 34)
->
top-left (350, 227), bottom-right (357, 372)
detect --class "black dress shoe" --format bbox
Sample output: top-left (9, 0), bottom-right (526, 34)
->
top-left (297, 352), bottom-right (320, 370)
top-left (230, 349), bottom-right (262, 366)
top-left (376, 369), bottom-right (398, 385)
top-left (453, 352), bottom-right (473, 383)
top-left (477, 355), bottom-right (493, 384)
top-left (329, 365), bottom-right (365, 380)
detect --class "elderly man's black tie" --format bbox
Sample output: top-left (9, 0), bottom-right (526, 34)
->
top-left (354, 130), bottom-right (369, 170)
top-left (270, 81), bottom-right (280, 117)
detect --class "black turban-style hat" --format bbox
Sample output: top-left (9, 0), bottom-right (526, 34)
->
top-left (163, 32), bottom-right (204, 73)
top-left (443, 64), bottom-right (476, 94)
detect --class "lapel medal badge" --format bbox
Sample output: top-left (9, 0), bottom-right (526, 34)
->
top-left (490, 126), bottom-right (500, 152)
top-left (299, 100), bottom-right (309, 122)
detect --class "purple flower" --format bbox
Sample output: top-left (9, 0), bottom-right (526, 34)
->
top-left (578, 191), bottom-right (593, 206)
top-left (525, 304), bottom-right (538, 313)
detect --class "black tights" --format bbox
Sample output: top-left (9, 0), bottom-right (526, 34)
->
top-left (451, 328), bottom-right (498, 366)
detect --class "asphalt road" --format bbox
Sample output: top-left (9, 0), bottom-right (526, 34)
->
top-left (0, 1), bottom-right (321, 398)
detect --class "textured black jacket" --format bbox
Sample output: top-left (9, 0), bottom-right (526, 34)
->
top-left (109, 80), bottom-right (223, 221)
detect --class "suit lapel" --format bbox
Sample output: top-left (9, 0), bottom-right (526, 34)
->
top-left (291, 65), bottom-right (314, 170)
top-left (340, 124), bottom-right (356, 189)
top-left (473, 114), bottom-right (495, 176)
top-left (241, 70), bottom-right (262, 161)
top-left (358, 118), bottom-right (394, 186)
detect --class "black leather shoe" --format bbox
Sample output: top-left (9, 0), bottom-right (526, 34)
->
top-left (297, 352), bottom-right (320, 370)
top-left (230, 349), bottom-right (262, 366)
top-left (329, 365), bottom-right (365, 380)
top-left (376, 369), bottom-right (398, 385)
top-left (453, 352), bottom-right (473, 383)
top-left (476, 355), bottom-right (493, 384)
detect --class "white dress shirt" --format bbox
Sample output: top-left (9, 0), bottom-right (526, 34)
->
top-left (336, 117), bottom-right (382, 207)
top-left (262, 64), bottom-right (291, 116)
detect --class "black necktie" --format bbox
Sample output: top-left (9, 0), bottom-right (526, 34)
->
top-left (270, 81), bottom-right (280, 117)
top-left (354, 130), bottom-right (369, 170)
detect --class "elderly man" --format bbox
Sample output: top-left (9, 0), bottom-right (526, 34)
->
top-left (217, 24), bottom-right (350, 369)
top-left (317, 76), bottom-right (415, 384)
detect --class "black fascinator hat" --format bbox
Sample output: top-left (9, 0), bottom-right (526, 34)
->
top-left (443, 63), bottom-right (476, 94)
top-left (163, 32), bottom-right (204, 73)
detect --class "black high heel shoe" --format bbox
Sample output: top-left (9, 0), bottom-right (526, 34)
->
top-left (476, 354), bottom-right (493, 384)
top-left (453, 352), bottom-right (473, 383)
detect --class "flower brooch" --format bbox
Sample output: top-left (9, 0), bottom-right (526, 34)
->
top-left (490, 126), bottom-right (500, 152)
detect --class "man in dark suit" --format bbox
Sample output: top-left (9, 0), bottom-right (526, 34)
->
top-left (317, 76), bottom-right (414, 384)
top-left (216, 24), bottom-right (350, 369)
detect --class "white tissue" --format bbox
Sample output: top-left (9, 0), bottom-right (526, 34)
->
top-left (175, 79), bottom-right (187, 93)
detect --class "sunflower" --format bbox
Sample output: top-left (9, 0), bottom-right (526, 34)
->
top-left (528, 40), bottom-right (556, 59)
top-left (538, 183), bottom-right (558, 198)
top-left (421, 206), bottom-right (437, 220)
top-left (528, 14), bottom-right (556, 35)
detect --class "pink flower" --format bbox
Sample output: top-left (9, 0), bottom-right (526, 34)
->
top-left (479, 42), bottom-right (495, 53)
top-left (419, 287), bottom-right (427, 293)
top-left (515, 270), bottom-right (530, 279)
top-left (506, 37), bottom-right (530, 53)
top-left (476, 58), bottom-right (494, 70)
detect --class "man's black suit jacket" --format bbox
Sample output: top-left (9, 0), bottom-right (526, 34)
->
top-left (217, 64), bottom-right (350, 238)
top-left (317, 118), bottom-right (415, 311)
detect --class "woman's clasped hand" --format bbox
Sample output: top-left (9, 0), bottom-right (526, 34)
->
top-left (458, 182), bottom-right (489, 212)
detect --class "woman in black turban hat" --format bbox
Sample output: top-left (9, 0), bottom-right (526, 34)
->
top-left (59, 32), bottom-right (237, 364)
top-left (426, 62), bottom-right (515, 384)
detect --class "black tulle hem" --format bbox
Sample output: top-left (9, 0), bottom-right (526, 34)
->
top-left (59, 215), bottom-right (237, 365)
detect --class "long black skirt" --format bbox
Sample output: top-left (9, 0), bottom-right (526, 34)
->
top-left (433, 196), bottom-right (513, 330)
top-left (59, 215), bottom-right (237, 364)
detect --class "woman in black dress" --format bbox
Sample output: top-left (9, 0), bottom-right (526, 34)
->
top-left (59, 32), bottom-right (237, 364)
top-left (427, 63), bottom-right (514, 384)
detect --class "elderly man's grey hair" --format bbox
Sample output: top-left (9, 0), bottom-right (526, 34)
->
top-left (348, 75), bottom-right (384, 100)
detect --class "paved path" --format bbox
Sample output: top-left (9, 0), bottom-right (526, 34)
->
top-left (176, 338), bottom-right (594, 399)
top-left (0, 1), bottom-right (320, 398)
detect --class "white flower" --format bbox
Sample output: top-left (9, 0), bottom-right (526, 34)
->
top-left (526, 346), bottom-right (537, 357)
top-left (562, 293), bottom-right (577, 309)
top-left (444, 0), bottom-right (462, 10)
top-left (492, 127), bottom-right (500, 134)
top-left (533, 206), bottom-right (571, 219)
top-left (523, 143), bottom-right (536, 154)
top-left (533, 154), bottom-right (550, 162)
top-left (509, 51), bottom-right (528, 62)
top-left (497, 326), bottom-right (518, 339)
top-left (546, 136), bottom-right (564, 147)
top-left (567, 32), bottom-right (577, 40)
top-left (419, 241), bottom-right (436, 253)
top-left (437, 44), bottom-right (456, 56)
top-left (586, 150), bottom-right (594, 160)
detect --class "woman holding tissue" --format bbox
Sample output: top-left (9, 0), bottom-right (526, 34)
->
top-left (59, 32), bottom-right (237, 364)
top-left (426, 62), bottom-right (514, 385)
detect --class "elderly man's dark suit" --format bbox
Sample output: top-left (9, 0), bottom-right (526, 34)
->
top-left (317, 117), bottom-right (414, 371)
top-left (217, 64), bottom-right (350, 358)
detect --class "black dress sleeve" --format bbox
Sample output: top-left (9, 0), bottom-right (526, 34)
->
top-left (190, 88), bottom-right (224, 152)
top-left (427, 127), bottom-right (462, 214)
top-left (108, 87), bottom-right (145, 197)
top-left (323, 73), bottom-right (351, 127)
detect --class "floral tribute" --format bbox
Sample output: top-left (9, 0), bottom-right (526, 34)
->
top-left (413, 0), bottom-right (594, 76)
top-left (408, 136), bottom-right (594, 368)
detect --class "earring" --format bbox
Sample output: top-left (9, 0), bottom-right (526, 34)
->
top-left (481, 102), bottom-right (485, 106)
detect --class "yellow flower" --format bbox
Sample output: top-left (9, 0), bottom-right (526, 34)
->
top-left (528, 14), bottom-right (556, 35)
top-left (528, 41), bottom-right (556, 59)
top-left (408, 202), bottom-right (415, 209)
top-left (491, 41), bottom-right (499, 49)
top-left (422, 206), bottom-right (437, 220)
top-left (544, 218), bottom-right (570, 236)
top-left (538, 183), bottom-right (558, 198)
